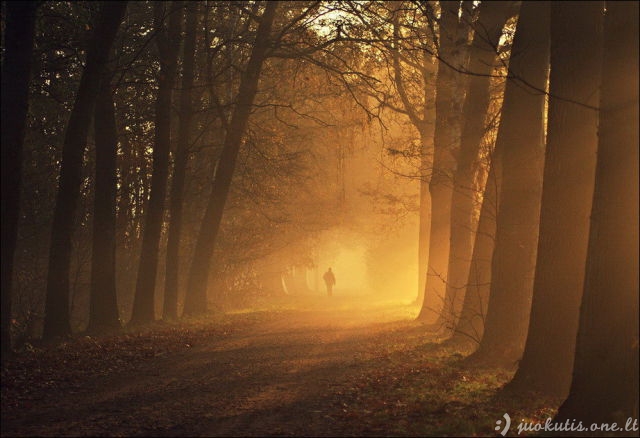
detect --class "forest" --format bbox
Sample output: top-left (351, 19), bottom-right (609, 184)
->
top-left (1, 1), bottom-right (638, 436)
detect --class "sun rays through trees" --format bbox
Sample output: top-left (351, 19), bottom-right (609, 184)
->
top-left (1, 1), bottom-right (638, 435)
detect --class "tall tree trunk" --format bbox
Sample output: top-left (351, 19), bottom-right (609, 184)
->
top-left (468, 1), bottom-right (549, 365)
top-left (130, 2), bottom-right (181, 324)
top-left (87, 73), bottom-right (121, 334)
top-left (507, 2), bottom-right (601, 398)
top-left (163, 2), bottom-right (198, 320)
top-left (1, 1), bottom-right (37, 360)
top-left (387, 2), bottom-right (436, 310)
top-left (555, 1), bottom-right (639, 423)
top-left (183, 1), bottom-right (278, 316)
top-left (43, 2), bottom-right (127, 341)
top-left (416, 146), bottom-right (431, 308)
top-left (451, 154), bottom-right (500, 345)
top-left (414, 55), bottom-right (436, 311)
top-left (417, 1), bottom-right (463, 322)
top-left (436, 1), bottom-right (513, 332)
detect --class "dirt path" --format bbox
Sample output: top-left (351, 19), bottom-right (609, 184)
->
top-left (3, 297), bottom-right (444, 436)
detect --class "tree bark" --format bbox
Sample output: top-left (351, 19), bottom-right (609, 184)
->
top-left (507, 2), bottom-right (601, 397)
top-left (416, 147), bottom-right (431, 308)
top-left (1, 1), bottom-right (38, 360)
top-left (130, 2), bottom-right (181, 324)
top-left (387, 2), bottom-right (436, 310)
top-left (555, 1), bottom-right (639, 423)
top-left (468, 1), bottom-right (549, 365)
top-left (436, 1), bottom-right (513, 332)
top-left (417, 1), bottom-right (464, 322)
top-left (43, 2), bottom-right (127, 341)
top-left (163, 2), bottom-right (198, 320)
top-left (451, 154), bottom-right (500, 345)
top-left (183, 1), bottom-right (279, 316)
top-left (87, 73), bottom-right (121, 334)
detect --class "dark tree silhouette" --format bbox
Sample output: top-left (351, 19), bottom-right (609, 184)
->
top-left (164, 2), bottom-right (198, 320)
top-left (183, 1), bottom-right (279, 315)
top-left (1, 1), bottom-right (38, 359)
top-left (130, 2), bottom-right (182, 324)
top-left (467, 1), bottom-right (549, 365)
top-left (87, 72), bottom-right (121, 334)
top-left (555, 0), bottom-right (639, 423)
top-left (435, 0), bottom-right (514, 333)
top-left (43, 2), bottom-right (127, 340)
top-left (507, 1), bottom-right (602, 397)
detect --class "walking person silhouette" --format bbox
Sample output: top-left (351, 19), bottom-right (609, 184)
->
top-left (323, 267), bottom-right (336, 297)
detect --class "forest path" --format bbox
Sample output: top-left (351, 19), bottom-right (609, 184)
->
top-left (2, 296), bottom-right (548, 437)
top-left (1, 296), bottom-right (558, 437)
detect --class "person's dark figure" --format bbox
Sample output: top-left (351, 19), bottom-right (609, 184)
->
top-left (323, 268), bottom-right (336, 297)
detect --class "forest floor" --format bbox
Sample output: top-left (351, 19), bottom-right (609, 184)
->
top-left (2, 295), bottom-right (562, 437)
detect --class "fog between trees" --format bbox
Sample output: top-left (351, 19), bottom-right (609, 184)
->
top-left (1, 0), bottom-right (638, 426)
